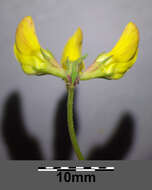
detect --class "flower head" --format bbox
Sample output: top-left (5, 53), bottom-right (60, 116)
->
top-left (80, 22), bottom-right (139, 80)
top-left (14, 17), bottom-right (139, 86)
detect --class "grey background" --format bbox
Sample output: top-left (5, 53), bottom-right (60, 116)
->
top-left (0, 161), bottom-right (151, 189)
top-left (0, 0), bottom-right (151, 160)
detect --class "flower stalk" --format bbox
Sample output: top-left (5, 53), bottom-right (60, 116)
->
top-left (67, 86), bottom-right (84, 160)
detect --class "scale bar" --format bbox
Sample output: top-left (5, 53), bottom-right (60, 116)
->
top-left (38, 166), bottom-right (115, 172)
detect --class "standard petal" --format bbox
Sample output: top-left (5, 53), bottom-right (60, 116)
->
top-left (110, 22), bottom-right (139, 62)
top-left (61, 27), bottom-right (84, 70)
top-left (15, 16), bottom-right (40, 55)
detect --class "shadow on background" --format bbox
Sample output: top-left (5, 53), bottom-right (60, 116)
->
top-left (88, 112), bottom-right (135, 160)
top-left (1, 91), bottom-right (135, 160)
top-left (1, 92), bottom-right (44, 160)
top-left (53, 90), bottom-right (78, 160)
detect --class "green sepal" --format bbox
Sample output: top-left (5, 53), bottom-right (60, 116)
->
top-left (66, 54), bottom-right (88, 85)
top-left (40, 48), bottom-right (54, 62)
top-left (80, 53), bottom-right (113, 80)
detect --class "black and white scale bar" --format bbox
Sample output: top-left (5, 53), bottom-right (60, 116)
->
top-left (38, 166), bottom-right (115, 172)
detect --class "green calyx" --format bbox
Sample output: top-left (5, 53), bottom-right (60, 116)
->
top-left (39, 48), bottom-right (66, 79)
top-left (65, 54), bottom-right (88, 87)
top-left (79, 53), bottom-right (113, 80)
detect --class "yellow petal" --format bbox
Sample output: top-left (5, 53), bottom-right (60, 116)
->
top-left (104, 50), bottom-right (138, 79)
top-left (14, 43), bottom-right (66, 78)
top-left (110, 22), bottom-right (139, 62)
top-left (14, 44), bottom-right (43, 74)
top-left (80, 22), bottom-right (139, 80)
top-left (15, 16), bottom-right (40, 55)
top-left (61, 27), bottom-right (83, 69)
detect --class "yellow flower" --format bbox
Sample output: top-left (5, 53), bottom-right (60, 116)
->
top-left (14, 17), bottom-right (139, 85)
top-left (14, 16), bottom-right (65, 78)
top-left (61, 27), bottom-right (85, 72)
top-left (80, 22), bottom-right (139, 80)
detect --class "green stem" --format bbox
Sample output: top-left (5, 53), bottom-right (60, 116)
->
top-left (67, 86), bottom-right (84, 160)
